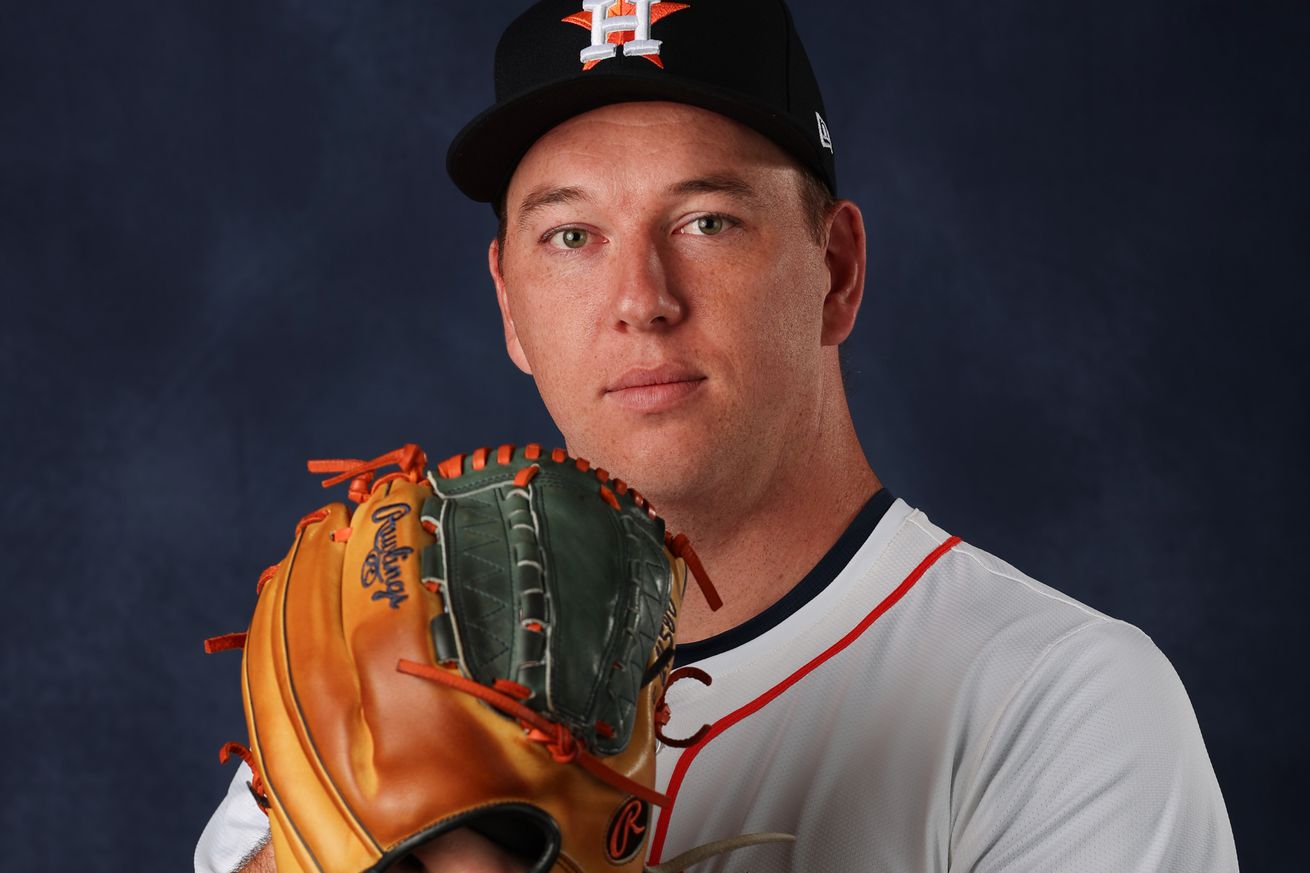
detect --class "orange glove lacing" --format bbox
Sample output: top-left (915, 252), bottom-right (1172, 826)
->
top-left (396, 658), bottom-right (671, 808)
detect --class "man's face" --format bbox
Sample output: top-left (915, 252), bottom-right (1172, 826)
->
top-left (491, 101), bottom-right (851, 502)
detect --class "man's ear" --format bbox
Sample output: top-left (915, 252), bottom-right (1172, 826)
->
top-left (820, 200), bottom-right (867, 347)
top-left (489, 238), bottom-right (532, 374)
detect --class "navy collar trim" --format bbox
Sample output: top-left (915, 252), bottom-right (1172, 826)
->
top-left (673, 487), bottom-right (895, 667)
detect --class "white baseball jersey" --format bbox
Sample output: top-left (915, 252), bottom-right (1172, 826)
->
top-left (196, 495), bottom-right (1238, 872)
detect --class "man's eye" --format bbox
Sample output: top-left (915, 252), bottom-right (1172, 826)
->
top-left (548, 228), bottom-right (590, 249)
top-left (681, 215), bottom-right (730, 236)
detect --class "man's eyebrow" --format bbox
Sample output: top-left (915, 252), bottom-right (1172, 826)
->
top-left (667, 174), bottom-right (763, 206)
top-left (513, 175), bottom-right (761, 228)
top-left (515, 186), bottom-right (589, 229)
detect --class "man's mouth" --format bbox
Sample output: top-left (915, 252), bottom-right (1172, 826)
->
top-left (604, 365), bottom-right (706, 413)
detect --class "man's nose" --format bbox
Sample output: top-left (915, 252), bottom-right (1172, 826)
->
top-left (611, 240), bottom-right (684, 331)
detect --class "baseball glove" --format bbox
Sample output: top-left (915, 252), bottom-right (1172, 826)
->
top-left (205, 442), bottom-right (764, 873)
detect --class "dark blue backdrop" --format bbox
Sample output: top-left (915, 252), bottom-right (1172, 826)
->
top-left (2, 1), bottom-right (1305, 869)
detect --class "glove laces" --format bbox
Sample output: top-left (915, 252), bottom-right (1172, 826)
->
top-left (307, 443), bottom-right (428, 504)
top-left (396, 658), bottom-right (669, 808)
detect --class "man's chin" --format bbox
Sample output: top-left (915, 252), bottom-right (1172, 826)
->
top-left (584, 425), bottom-right (725, 509)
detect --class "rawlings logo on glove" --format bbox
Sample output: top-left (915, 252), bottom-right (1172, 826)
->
top-left (360, 502), bottom-right (414, 608)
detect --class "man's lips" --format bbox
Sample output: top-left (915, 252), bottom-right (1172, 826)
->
top-left (604, 366), bottom-right (706, 412)
top-left (605, 365), bottom-right (704, 393)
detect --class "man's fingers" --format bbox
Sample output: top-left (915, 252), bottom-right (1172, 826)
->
top-left (244, 828), bottom-right (528, 873)
top-left (402, 828), bottom-right (530, 873)
top-left (239, 839), bottom-right (276, 872)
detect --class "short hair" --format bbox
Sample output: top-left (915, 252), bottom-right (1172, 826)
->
top-left (795, 168), bottom-right (838, 246)
top-left (494, 166), bottom-right (836, 264)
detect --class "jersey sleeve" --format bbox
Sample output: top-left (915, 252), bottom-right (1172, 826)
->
top-left (950, 620), bottom-right (1238, 872)
top-left (194, 762), bottom-right (270, 873)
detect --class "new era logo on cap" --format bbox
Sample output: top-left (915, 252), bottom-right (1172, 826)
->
top-left (816, 112), bottom-right (833, 152)
top-left (563, 1), bottom-right (690, 70)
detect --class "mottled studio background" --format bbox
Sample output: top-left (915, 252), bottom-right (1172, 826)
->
top-left (1, 0), bottom-right (1305, 869)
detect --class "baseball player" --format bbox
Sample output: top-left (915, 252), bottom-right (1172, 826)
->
top-left (197, 1), bottom-right (1239, 870)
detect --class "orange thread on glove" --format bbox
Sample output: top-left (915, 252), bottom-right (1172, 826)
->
top-left (348, 473), bottom-right (374, 504)
top-left (599, 485), bottom-right (621, 511)
top-left (436, 453), bottom-right (465, 479)
top-left (203, 632), bottom-right (247, 654)
top-left (666, 533), bottom-right (723, 611)
top-left (309, 444), bottom-right (427, 500)
top-left (218, 740), bottom-right (255, 768)
top-left (218, 742), bottom-right (270, 812)
top-left (330, 526), bottom-right (353, 543)
top-left (295, 508), bottom-right (329, 538)
top-left (368, 471), bottom-right (412, 496)
top-left (493, 678), bottom-right (533, 700)
top-left (527, 723), bottom-right (580, 763)
top-left (471, 445), bottom-right (665, 521)
top-left (396, 659), bottom-right (670, 807)
top-left (256, 564), bottom-right (279, 595)
top-left (654, 666), bottom-right (713, 748)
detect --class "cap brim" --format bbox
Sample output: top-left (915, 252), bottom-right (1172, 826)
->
top-left (446, 72), bottom-right (826, 204)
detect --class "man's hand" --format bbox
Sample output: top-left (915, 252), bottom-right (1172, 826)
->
top-left (239, 830), bottom-right (528, 873)
top-left (397, 830), bottom-right (530, 873)
top-left (239, 841), bottom-right (275, 873)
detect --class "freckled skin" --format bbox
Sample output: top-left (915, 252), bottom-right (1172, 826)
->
top-left (490, 102), bottom-right (876, 642)
top-left (399, 829), bottom-right (527, 873)
top-left (491, 102), bottom-right (836, 506)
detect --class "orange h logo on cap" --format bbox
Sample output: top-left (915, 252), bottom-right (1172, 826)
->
top-left (563, 1), bottom-right (690, 70)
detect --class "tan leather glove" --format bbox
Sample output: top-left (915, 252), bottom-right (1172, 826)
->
top-left (208, 442), bottom-right (723, 873)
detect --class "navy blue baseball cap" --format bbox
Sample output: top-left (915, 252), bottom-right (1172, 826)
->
top-left (446, 0), bottom-right (837, 204)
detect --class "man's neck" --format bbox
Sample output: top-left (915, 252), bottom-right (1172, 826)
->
top-left (658, 408), bottom-right (880, 644)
